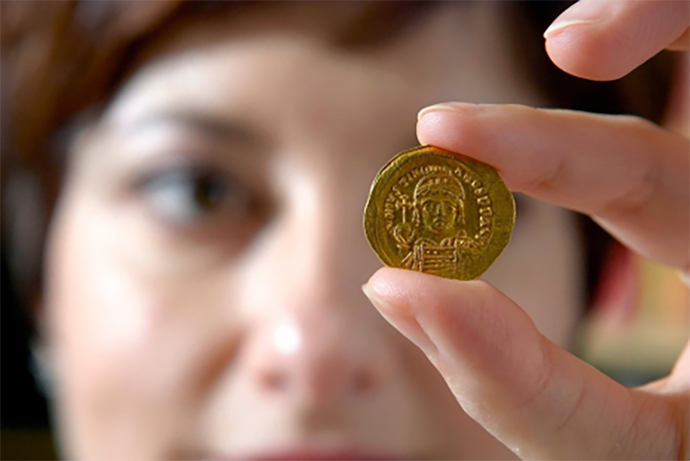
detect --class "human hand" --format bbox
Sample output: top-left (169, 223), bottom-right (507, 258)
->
top-left (363, 1), bottom-right (689, 459)
top-left (543, 0), bottom-right (688, 80)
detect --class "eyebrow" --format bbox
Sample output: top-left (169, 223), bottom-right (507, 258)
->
top-left (120, 111), bottom-right (256, 145)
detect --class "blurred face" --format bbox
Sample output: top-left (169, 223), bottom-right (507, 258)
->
top-left (45, 3), bottom-right (583, 459)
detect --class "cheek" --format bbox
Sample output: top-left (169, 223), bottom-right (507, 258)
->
top-left (44, 190), bottom-right (244, 457)
top-left (47, 195), bottom-right (153, 391)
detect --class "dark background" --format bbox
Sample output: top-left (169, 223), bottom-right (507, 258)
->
top-left (2, 246), bottom-right (57, 460)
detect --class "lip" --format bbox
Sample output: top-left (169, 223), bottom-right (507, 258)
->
top-left (209, 449), bottom-right (408, 461)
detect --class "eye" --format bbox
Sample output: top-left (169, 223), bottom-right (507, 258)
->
top-left (139, 168), bottom-right (250, 228)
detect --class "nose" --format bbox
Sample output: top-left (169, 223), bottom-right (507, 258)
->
top-left (237, 171), bottom-right (396, 407)
top-left (244, 311), bottom-right (393, 405)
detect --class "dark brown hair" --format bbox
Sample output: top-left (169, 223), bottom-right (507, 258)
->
top-left (1, 1), bottom-right (679, 319)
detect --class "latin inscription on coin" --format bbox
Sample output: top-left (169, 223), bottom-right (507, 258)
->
top-left (364, 145), bottom-right (515, 280)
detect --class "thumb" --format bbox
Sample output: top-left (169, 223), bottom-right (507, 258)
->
top-left (363, 267), bottom-right (682, 460)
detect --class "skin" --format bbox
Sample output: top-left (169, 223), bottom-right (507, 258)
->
top-left (40, 1), bottom-right (686, 459)
top-left (365, 1), bottom-right (690, 459)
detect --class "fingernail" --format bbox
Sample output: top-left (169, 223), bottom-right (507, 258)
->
top-left (543, 19), bottom-right (598, 39)
top-left (544, 0), bottom-right (602, 40)
top-left (362, 284), bottom-right (436, 354)
top-left (417, 102), bottom-right (473, 121)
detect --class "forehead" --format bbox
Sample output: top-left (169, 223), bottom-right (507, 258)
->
top-left (420, 194), bottom-right (458, 202)
top-left (125, 2), bottom-right (451, 73)
top-left (105, 2), bottom-right (532, 132)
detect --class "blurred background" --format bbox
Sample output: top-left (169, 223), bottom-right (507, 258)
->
top-left (2, 249), bottom-right (58, 459)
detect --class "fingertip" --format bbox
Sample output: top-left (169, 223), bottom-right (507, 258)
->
top-left (540, 0), bottom-right (620, 80)
top-left (544, 0), bottom-right (630, 81)
top-left (543, 0), bottom-right (690, 81)
top-left (364, 268), bottom-right (440, 354)
top-left (544, 28), bottom-right (630, 81)
top-left (416, 109), bottom-right (451, 147)
top-left (365, 266), bottom-right (432, 310)
top-left (416, 103), bottom-right (482, 154)
top-left (365, 266), bottom-right (406, 299)
top-left (367, 267), bottom-right (494, 322)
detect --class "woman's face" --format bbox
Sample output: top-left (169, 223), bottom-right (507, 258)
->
top-left (45, 3), bottom-right (583, 459)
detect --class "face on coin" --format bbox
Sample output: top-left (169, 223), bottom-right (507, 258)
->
top-left (421, 197), bottom-right (458, 235)
top-left (364, 145), bottom-right (515, 280)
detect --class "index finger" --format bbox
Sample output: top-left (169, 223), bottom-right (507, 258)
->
top-left (544, 0), bottom-right (689, 81)
top-left (417, 103), bottom-right (690, 270)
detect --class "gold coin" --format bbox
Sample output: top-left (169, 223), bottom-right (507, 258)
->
top-left (364, 145), bottom-right (515, 280)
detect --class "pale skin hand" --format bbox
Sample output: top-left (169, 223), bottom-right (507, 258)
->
top-left (363, 1), bottom-right (690, 459)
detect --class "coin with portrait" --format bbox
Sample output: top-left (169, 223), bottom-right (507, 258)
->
top-left (364, 145), bottom-right (515, 280)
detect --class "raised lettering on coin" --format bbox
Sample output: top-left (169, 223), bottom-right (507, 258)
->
top-left (364, 145), bottom-right (515, 280)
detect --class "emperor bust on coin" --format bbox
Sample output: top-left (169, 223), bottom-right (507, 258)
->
top-left (364, 145), bottom-right (515, 280)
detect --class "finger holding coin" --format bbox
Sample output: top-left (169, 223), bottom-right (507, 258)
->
top-left (416, 103), bottom-right (689, 270)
